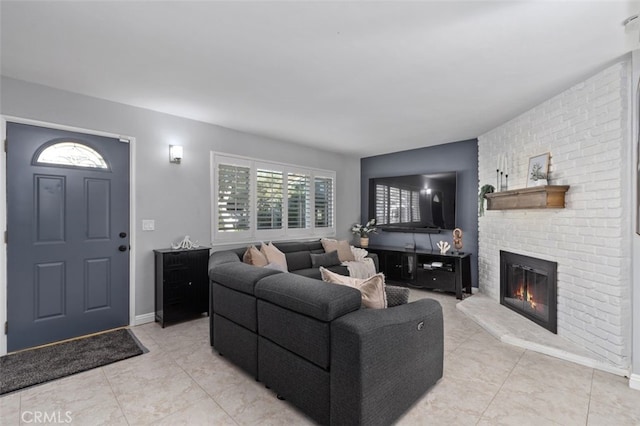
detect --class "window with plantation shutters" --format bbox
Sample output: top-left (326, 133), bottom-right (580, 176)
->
top-left (287, 172), bottom-right (310, 229)
top-left (217, 164), bottom-right (251, 232)
top-left (256, 169), bottom-right (283, 230)
top-left (211, 153), bottom-right (335, 242)
top-left (314, 176), bottom-right (333, 228)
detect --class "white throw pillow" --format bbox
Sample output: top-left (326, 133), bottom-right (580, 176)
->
top-left (319, 267), bottom-right (387, 309)
top-left (320, 238), bottom-right (355, 262)
top-left (260, 242), bottom-right (288, 272)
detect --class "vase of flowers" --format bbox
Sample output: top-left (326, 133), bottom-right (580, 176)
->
top-left (351, 219), bottom-right (377, 247)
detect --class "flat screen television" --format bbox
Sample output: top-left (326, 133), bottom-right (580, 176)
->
top-left (369, 172), bottom-right (457, 232)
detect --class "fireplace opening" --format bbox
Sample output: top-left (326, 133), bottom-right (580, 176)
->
top-left (500, 251), bottom-right (557, 333)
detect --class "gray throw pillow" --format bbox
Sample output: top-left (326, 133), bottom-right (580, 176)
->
top-left (310, 250), bottom-right (341, 268)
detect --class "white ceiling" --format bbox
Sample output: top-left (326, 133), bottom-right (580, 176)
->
top-left (1, 1), bottom-right (638, 156)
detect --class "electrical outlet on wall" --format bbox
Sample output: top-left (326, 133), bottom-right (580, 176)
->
top-left (142, 220), bottom-right (155, 231)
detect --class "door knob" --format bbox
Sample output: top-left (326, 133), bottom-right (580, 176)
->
top-left (118, 245), bottom-right (127, 252)
top-left (119, 232), bottom-right (127, 238)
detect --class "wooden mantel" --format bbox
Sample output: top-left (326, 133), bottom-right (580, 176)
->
top-left (485, 185), bottom-right (570, 210)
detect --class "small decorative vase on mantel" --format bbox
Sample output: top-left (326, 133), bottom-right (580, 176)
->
top-left (360, 237), bottom-right (369, 248)
top-left (534, 178), bottom-right (548, 187)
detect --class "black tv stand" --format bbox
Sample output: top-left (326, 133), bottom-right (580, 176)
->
top-left (367, 245), bottom-right (471, 299)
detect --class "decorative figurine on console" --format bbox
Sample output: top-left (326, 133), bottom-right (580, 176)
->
top-left (452, 228), bottom-right (463, 254)
top-left (171, 235), bottom-right (200, 250)
top-left (437, 241), bottom-right (450, 255)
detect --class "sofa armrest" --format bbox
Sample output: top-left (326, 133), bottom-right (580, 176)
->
top-left (208, 250), bottom-right (242, 273)
top-left (330, 298), bottom-right (443, 426)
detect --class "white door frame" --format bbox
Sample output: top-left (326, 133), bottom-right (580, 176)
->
top-left (0, 116), bottom-right (137, 356)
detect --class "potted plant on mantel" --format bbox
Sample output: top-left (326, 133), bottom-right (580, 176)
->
top-left (478, 184), bottom-right (495, 217)
top-left (351, 219), bottom-right (378, 248)
top-left (530, 164), bottom-right (548, 186)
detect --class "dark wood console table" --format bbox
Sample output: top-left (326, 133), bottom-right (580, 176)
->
top-left (367, 245), bottom-right (472, 299)
top-left (154, 247), bottom-right (210, 327)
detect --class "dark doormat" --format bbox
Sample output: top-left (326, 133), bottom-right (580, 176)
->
top-left (0, 328), bottom-right (146, 395)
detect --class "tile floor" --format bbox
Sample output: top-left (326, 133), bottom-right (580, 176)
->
top-left (1, 289), bottom-right (639, 425)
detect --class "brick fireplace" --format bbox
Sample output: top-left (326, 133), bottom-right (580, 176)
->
top-left (500, 251), bottom-right (557, 333)
top-left (476, 59), bottom-right (632, 370)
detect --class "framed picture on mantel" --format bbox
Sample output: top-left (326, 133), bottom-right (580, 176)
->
top-left (527, 152), bottom-right (550, 187)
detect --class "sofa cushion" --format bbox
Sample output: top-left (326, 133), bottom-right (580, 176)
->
top-left (243, 245), bottom-right (268, 267)
top-left (210, 261), bottom-right (281, 295)
top-left (212, 282), bottom-right (258, 331)
top-left (212, 314), bottom-right (258, 377)
top-left (386, 285), bottom-right (411, 307)
top-left (321, 238), bottom-right (355, 262)
top-left (258, 300), bottom-right (331, 369)
top-left (320, 267), bottom-right (387, 309)
top-left (273, 241), bottom-right (310, 253)
top-left (258, 337), bottom-right (330, 425)
top-left (292, 265), bottom-right (350, 280)
top-left (285, 251), bottom-right (313, 271)
top-left (260, 242), bottom-right (288, 271)
top-left (255, 273), bottom-right (361, 322)
top-left (290, 268), bottom-right (323, 279)
top-left (305, 240), bottom-right (325, 253)
top-left (310, 250), bottom-right (341, 268)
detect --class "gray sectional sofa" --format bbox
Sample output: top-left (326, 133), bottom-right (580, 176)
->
top-left (208, 240), bottom-right (444, 425)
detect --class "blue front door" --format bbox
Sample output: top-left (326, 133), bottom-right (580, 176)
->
top-left (6, 122), bottom-right (130, 352)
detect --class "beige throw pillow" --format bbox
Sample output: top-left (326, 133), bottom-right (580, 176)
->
top-left (260, 242), bottom-right (288, 272)
top-left (319, 267), bottom-right (387, 309)
top-left (243, 245), bottom-right (268, 267)
top-left (320, 238), bottom-right (355, 262)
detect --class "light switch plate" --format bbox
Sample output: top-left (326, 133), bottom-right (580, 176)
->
top-left (142, 219), bottom-right (155, 231)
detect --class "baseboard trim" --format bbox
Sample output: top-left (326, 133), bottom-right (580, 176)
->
top-left (457, 293), bottom-right (629, 377)
top-left (500, 334), bottom-right (629, 377)
top-left (630, 373), bottom-right (640, 391)
top-left (133, 312), bottom-right (155, 326)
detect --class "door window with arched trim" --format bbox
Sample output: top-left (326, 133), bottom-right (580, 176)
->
top-left (35, 141), bottom-right (109, 169)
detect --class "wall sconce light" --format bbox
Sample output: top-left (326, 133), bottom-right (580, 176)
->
top-left (169, 145), bottom-right (183, 164)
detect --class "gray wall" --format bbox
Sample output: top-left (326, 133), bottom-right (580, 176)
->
top-left (1, 76), bottom-right (362, 318)
top-left (360, 139), bottom-right (479, 288)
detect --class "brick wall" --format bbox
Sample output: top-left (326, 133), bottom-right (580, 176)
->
top-left (478, 59), bottom-right (632, 368)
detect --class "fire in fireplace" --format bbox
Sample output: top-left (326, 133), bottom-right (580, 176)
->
top-left (500, 251), bottom-right (557, 333)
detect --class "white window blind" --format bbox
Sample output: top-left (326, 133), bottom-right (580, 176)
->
top-left (217, 164), bottom-right (251, 232)
top-left (211, 153), bottom-right (335, 242)
top-left (314, 176), bottom-right (333, 228)
top-left (256, 169), bottom-right (283, 230)
top-left (287, 172), bottom-right (310, 229)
